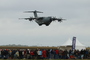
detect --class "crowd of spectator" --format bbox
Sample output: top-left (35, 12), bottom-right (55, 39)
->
top-left (0, 48), bottom-right (90, 59)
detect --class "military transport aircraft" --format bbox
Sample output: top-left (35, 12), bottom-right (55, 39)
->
top-left (20, 10), bottom-right (65, 26)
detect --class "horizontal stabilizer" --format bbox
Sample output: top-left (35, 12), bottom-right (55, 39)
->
top-left (24, 10), bottom-right (43, 13)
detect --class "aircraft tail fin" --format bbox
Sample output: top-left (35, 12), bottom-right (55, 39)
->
top-left (24, 10), bottom-right (43, 18)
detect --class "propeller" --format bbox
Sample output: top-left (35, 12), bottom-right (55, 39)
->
top-left (58, 17), bottom-right (66, 22)
top-left (52, 16), bottom-right (57, 21)
top-left (52, 17), bottom-right (65, 22)
top-left (28, 17), bottom-right (34, 21)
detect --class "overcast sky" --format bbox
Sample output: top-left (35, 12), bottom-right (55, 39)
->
top-left (0, 0), bottom-right (90, 46)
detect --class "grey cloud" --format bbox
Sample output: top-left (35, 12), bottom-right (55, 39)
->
top-left (0, 0), bottom-right (90, 46)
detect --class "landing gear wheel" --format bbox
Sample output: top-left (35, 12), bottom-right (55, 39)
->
top-left (39, 24), bottom-right (42, 26)
top-left (45, 24), bottom-right (49, 26)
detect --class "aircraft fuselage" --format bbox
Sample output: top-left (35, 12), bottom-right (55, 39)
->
top-left (35, 17), bottom-right (52, 26)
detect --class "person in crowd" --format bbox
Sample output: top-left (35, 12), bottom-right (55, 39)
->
top-left (30, 50), bottom-right (35, 59)
top-left (50, 49), bottom-right (55, 59)
top-left (37, 49), bottom-right (42, 59)
top-left (55, 49), bottom-right (59, 59)
top-left (80, 49), bottom-right (84, 59)
top-left (0, 48), bottom-right (90, 59)
top-left (42, 49), bottom-right (47, 59)
top-left (62, 49), bottom-right (69, 59)
top-left (34, 49), bottom-right (38, 59)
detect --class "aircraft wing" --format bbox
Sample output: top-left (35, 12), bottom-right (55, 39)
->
top-left (19, 17), bottom-right (36, 21)
top-left (52, 17), bottom-right (66, 22)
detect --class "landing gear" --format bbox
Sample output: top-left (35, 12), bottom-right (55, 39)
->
top-left (45, 24), bottom-right (49, 26)
top-left (39, 24), bottom-right (42, 26)
top-left (45, 21), bottom-right (52, 26)
top-left (39, 24), bottom-right (49, 26)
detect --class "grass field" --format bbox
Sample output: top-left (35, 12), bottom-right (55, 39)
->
top-left (0, 46), bottom-right (57, 49)
top-left (0, 59), bottom-right (90, 60)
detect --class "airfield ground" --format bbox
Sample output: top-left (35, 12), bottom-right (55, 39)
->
top-left (0, 59), bottom-right (90, 60)
top-left (0, 46), bottom-right (90, 50)
top-left (0, 46), bottom-right (58, 49)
